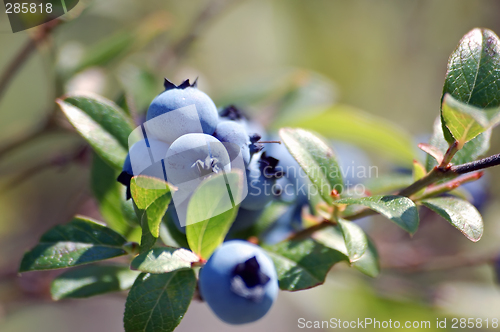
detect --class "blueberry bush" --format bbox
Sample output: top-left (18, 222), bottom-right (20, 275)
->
top-left (15, 26), bottom-right (500, 331)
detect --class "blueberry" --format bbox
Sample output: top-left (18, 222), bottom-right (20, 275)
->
top-left (117, 138), bottom-right (169, 199)
top-left (199, 240), bottom-right (278, 324)
top-left (165, 133), bottom-right (231, 185)
top-left (165, 133), bottom-right (231, 226)
top-left (214, 121), bottom-right (251, 166)
top-left (219, 105), bottom-right (265, 156)
top-left (240, 153), bottom-right (283, 211)
top-left (145, 79), bottom-right (219, 144)
top-left (265, 137), bottom-right (309, 206)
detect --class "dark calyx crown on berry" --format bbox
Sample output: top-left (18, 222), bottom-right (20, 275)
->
top-left (163, 78), bottom-right (198, 91)
top-left (220, 105), bottom-right (248, 121)
top-left (259, 152), bottom-right (284, 179)
top-left (117, 171), bottom-right (133, 200)
top-left (232, 256), bottom-right (270, 288)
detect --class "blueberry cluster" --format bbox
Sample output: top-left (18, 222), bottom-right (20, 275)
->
top-left (116, 79), bottom-right (318, 324)
top-left (118, 78), bottom-right (311, 238)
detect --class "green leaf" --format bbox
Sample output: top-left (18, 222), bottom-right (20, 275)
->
top-left (186, 172), bottom-right (244, 259)
top-left (426, 116), bottom-right (491, 172)
top-left (91, 153), bottom-right (138, 235)
top-left (124, 270), bottom-right (196, 332)
top-left (20, 217), bottom-right (128, 272)
top-left (313, 227), bottom-right (380, 278)
top-left (130, 247), bottom-right (199, 274)
top-left (350, 236), bottom-right (380, 278)
top-left (443, 28), bottom-right (500, 109)
top-left (337, 219), bottom-right (368, 262)
top-left (57, 95), bottom-right (135, 170)
top-left (264, 237), bottom-right (347, 291)
top-left (130, 176), bottom-right (172, 253)
top-left (279, 128), bottom-right (343, 204)
top-left (441, 94), bottom-right (497, 147)
top-left (51, 265), bottom-right (140, 300)
top-left (441, 28), bottom-right (500, 144)
top-left (280, 104), bottom-right (416, 165)
top-left (421, 197), bottom-right (483, 242)
top-left (337, 195), bottom-right (419, 235)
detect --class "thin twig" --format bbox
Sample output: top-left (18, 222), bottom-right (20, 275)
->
top-left (0, 19), bottom-right (62, 103)
top-left (451, 153), bottom-right (500, 174)
top-left (2, 145), bottom-right (88, 190)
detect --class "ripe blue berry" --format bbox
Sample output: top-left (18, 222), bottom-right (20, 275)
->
top-left (165, 133), bottom-right (231, 186)
top-left (146, 79), bottom-right (219, 144)
top-left (219, 105), bottom-right (265, 156)
top-left (164, 133), bottom-right (231, 226)
top-left (214, 121), bottom-right (251, 166)
top-left (265, 138), bottom-right (309, 206)
top-left (117, 138), bottom-right (169, 199)
top-left (199, 240), bottom-right (278, 325)
top-left (240, 153), bottom-right (283, 211)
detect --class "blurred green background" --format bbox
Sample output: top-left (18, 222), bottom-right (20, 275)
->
top-left (1, 0), bottom-right (500, 331)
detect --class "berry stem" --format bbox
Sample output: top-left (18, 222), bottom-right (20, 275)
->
top-left (257, 140), bottom-right (282, 144)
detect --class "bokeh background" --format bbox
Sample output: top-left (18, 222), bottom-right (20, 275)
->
top-left (1, 0), bottom-right (500, 331)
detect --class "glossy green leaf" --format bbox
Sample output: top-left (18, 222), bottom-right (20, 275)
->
top-left (421, 197), bottom-right (483, 242)
top-left (186, 172), bottom-right (244, 259)
top-left (280, 104), bottom-right (416, 165)
top-left (337, 219), bottom-right (368, 262)
top-left (91, 153), bottom-right (138, 235)
top-left (313, 227), bottom-right (380, 278)
top-left (279, 128), bottom-right (343, 204)
top-left (441, 28), bottom-right (500, 144)
top-left (441, 94), bottom-right (497, 147)
top-left (19, 217), bottom-right (128, 272)
top-left (350, 237), bottom-right (380, 278)
top-left (426, 116), bottom-right (492, 172)
top-left (130, 247), bottom-right (199, 274)
top-left (51, 265), bottom-right (140, 300)
top-left (264, 237), bottom-right (347, 291)
top-left (443, 28), bottom-right (500, 109)
top-left (337, 195), bottom-right (419, 235)
top-left (124, 270), bottom-right (196, 332)
top-left (57, 95), bottom-right (135, 170)
top-left (130, 176), bottom-right (172, 253)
